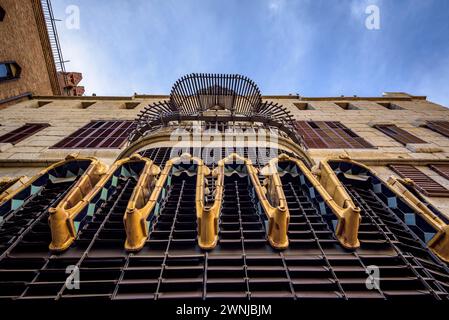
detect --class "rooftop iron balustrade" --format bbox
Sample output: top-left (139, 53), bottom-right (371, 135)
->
top-left (48, 154), bottom-right (150, 251)
top-left (129, 74), bottom-right (303, 147)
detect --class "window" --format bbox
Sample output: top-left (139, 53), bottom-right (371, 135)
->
top-left (377, 102), bottom-right (403, 110)
top-left (123, 102), bottom-right (140, 109)
top-left (373, 124), bottom-right (426, 145)
top-left (429, 165), bottom-right (449, 181)
top-left (51, 120), bottom-right (135, 149)
top-left (293, 102), bottom-right (314, 110)
top-left (0, 123), bottom-right (49, 145)
top-left (0, 62), bottom-right (21, 81)
top-left (295, 121), bottom-right (374, 149)
top-left (334, 102), bottom-right (358, 110)
top-left (425, 121), bottom-right (449, 138)
top-left (0, 6), bottom-right (5, 21)
top-left (389, 165), bottom-right (449, 197)
top-left (79, 101), bottom-right (96, 109)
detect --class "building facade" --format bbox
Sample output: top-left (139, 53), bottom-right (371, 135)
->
top-left (0, 0), bottom-right (84, 107)
top-left (0, 73), bottom-right (449, 300)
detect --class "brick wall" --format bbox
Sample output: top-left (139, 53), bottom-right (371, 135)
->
top-left (0, 0), bottom-right (58, 101)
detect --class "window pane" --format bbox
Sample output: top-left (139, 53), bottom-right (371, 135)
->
top-left (295, 121), bottom-right (373, 149)
top-left (374, 124), bottom-right (426, 145)
top-left (0, 123), bottom-right (49, 145)
top-left (51, 120), bottom-right (134, 149)
top-left (0, 64), bottom-right (8, 78)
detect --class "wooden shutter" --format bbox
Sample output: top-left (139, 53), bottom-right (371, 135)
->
top-left (374, 124), bottom-right (426, 145)
top-left (0, 123), bottom-right (49, 145)
top-left (426, 121), bottom-right (449, 138)
top-left (295, 121), bottom-right (374, 149)
top-left (389, 165), bottom-right (449, 197)
top-left (429, 165), bottom-right (449, 181)
top-left (51, 120), bottom-right (135, 149)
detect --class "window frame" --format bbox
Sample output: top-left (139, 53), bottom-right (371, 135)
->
top-left (0, 6), bottom-right (5, 21)
top-left (50, 120), bottom-right (135, 149)
top-left (425, 121), bottom-right (449, 138)
top-left (373, 124), bottom-right (426, 145)
top-left (295, 121), bottom-right (374, 149)
top-left (0, 61), bottom-right (21, 82)
top-left (390, 165), bottom-right (449, 197)
top-left (0, 123), bottom-right (50, 145)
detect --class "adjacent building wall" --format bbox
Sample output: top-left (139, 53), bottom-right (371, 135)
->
top-left (0, 0), bottom-right (60, 102)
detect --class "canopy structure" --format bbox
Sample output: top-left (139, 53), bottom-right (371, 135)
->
top-left (129, 73), bottom-right (302, 145)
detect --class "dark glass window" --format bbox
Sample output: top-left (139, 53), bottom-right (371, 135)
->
top-left (295, 121), bottom-right (374, 149)
top-left (0, 123), bottom-right (49, 145)
top-left (0, 6), bottom-right (5, 21)
top-left (51, 120), bottom-right (135, 149)
top-left (0, 62), bottom-right (21, 81)
top-left (374, 124), bottom-right (426, 145)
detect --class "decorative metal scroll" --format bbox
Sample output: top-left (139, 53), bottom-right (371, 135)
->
top-left (129, 73), bottom-right (303, 146)
top-left (170, 73), bottom-right (262, 115)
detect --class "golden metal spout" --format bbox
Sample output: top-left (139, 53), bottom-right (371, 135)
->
top-left (388, 176), bottom-right (449, 263)
top-left (278, 154), bottom-right (361, 249)
top-left (124, 153), bottom-right (202, 251)
top-left (49, 155), bottom-right (150, 252)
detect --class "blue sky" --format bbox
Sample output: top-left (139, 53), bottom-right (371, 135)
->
top-left (52, 0), bottom-right (449, 107)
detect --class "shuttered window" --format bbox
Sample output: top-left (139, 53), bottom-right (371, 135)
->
top-left (374, 124), bottom-right (426, 145)
top-left (429, 165), bottom-right (449, 181)
top-left (295, 121), bottom-right (374, 149)
top-left (389, 165), bottom-right (449, 197)
top-left (425, 121), bottom-right (449, 138)
top-left (0, 123), bottom-right (49, 145)
top-left (51, 120), bottom-right (135, 149)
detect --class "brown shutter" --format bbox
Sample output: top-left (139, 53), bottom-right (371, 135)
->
top-left (0, 123), bottom-right (49, 145)
top-left (425, 121), bottom-right (449, 138)
top-left (429, 165), bottom-right (449, 181)
top-left (374, 124), bottom-right (426, 145)
top-left (389, 165), bottom-right (449, 197)
top-left (51, 120), bottom-right (135, 149)
top-left (295, 121), bottom-right (374, 149)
